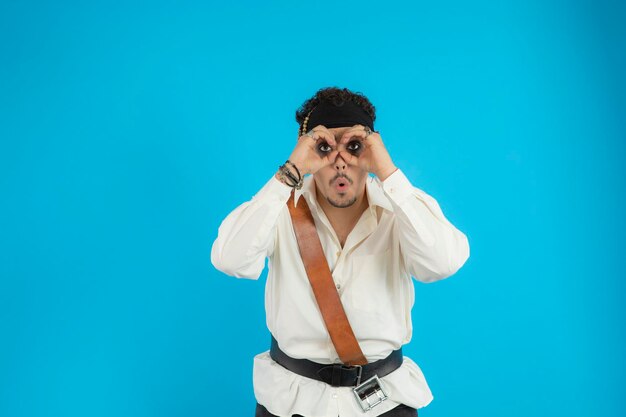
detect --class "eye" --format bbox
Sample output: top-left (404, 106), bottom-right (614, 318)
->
top-left (318, 142), bottom-right (332, 153)
top-left (346, 140), bottom-right (362, 153)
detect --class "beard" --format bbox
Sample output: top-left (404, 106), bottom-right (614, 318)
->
top-left (326, 195), bottom-right (357, 208)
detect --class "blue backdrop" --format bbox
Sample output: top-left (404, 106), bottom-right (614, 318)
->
top-left (1, 1), bottom-right (624, 416)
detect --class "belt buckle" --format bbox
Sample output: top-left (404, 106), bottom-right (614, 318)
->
top-left (352, 369), bottom-right (389, 412)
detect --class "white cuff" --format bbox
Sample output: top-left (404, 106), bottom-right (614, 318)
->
top-left (253, 175), bottom-right (294, 203)
top-left (379, 169), bottom-right (416, 205)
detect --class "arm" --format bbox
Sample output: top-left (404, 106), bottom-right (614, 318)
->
top-left (380, 169), bottom-right (470, 283)
top-left (211, 176), bottom-right (292, 279)
top-left (211, 125), bottom-right (340, 279)
top-left (338, 125), bottom-right (470, 283)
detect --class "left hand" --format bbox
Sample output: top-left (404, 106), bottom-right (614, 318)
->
top-left (338, 125), bottom-right (398, 181)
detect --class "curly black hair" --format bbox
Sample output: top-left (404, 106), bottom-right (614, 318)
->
top-left (295, 87), bottom-right (376, 136)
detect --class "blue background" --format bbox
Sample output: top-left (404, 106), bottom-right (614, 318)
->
top-left (1, 1), bottom-right (624, 416)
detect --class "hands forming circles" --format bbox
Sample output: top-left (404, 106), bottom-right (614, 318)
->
top-left (300, 125), bottom-right (380, 162)
top-left (292, 124), bottom-right (394, 178)
top-left (336, 125), bottom-right (396, 179)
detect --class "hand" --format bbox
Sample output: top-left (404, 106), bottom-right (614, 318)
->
top-left (337, 125), bottom-right (397, 181)
top-left (287, 125), bottom-right (339, 175)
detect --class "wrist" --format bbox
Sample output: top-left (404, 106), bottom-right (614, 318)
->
top-left (275, 170), bottom-right (291, 186)
top-left (276, 160), bottom-right (304, 190)
top-left (375, 164), bottom-right (398, 181)
top-left (287, 155), bottom-right (308, 175)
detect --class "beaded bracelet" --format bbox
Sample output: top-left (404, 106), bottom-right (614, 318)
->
top-left (278, 160), bottom-right (303, 190)
top-left (285, 160), bottom-right (302, 181)
top-left (278, 167), bottom-right (300, 189)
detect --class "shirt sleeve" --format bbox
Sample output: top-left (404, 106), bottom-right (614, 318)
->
top-left (211, 175), bottom-right (292, 279)
top-left (378, 169), bottom-right (470, 283)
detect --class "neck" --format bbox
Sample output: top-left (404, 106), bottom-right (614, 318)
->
top-left (315, 186), bottom-right (369, 247)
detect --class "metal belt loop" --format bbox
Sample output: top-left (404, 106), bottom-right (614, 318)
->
top-left (355, 364), bottom-right (363, 386)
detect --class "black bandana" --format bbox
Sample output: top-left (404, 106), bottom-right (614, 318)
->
top-left (306, 101), bottom-right (374, 131)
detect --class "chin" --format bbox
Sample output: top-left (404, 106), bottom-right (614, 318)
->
top-left (327, 195), bottom-right (357, 208)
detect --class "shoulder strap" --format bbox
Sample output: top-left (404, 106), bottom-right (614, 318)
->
top-left (287, 193), bottom-right (368, 366)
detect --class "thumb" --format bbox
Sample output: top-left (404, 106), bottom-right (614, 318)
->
top-left (339, 151), bottom-right (358, 167)
top-left (325, 150), bottom-right (339, 165)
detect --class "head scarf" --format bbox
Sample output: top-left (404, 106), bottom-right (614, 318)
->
top-left (305, 100), bottom-right (374, 131)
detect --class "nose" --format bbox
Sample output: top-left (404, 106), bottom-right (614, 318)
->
top-left (334, 154), bottom-right (347, 171)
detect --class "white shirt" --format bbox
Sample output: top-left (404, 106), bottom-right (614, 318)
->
top-left (211, 169), bottom-right (470, 417)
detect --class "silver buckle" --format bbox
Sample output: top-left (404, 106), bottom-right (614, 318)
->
top-left (352, 374), bottom-right (389, 412)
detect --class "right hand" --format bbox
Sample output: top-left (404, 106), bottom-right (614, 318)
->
top-left (287, 125), bottom-right (339, 175)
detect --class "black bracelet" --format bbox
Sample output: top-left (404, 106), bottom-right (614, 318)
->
top-left (281, 165), bottom-right (299, 185)
top-left (285, 160), bottom-right (303, 189)
top-left (285, 160), bottom-right (302, 182)
top-left (277, 166), bottom-right (296, 187)
top-left (278, 160), bottom-right (303, 189)
top-left (277, 165), bottom-right (295, 186)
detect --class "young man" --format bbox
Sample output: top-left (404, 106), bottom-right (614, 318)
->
top-left (211, 87), bottom-right (470, 417)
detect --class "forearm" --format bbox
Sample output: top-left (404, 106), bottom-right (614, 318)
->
top-left (381, 169), bottom-right (470, 282)
top-left (211, 176), bottom-right (292, 279)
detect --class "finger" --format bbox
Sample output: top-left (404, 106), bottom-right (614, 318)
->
top-left (309, 149), bottom-right (338, 174)
top-left (308, 125), bottom-right (336, 143)
top-left (339, 124), bottom-right (378, 143)
top-left (300, 129), bottom-right (330, 148)
top-left (312, 126), bottom-right (337, 147)
top-left (324, 150), bottom-right (339, 165)
top-left (299, 136), bottom-right (318, 148)
top-left (339, 128), bottom-right (368, 144)
top-left (338, 151), bottom-right (358, 167)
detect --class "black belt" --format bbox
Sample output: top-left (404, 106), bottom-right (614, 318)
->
top-left (269, 336), bottom-right (403, 388)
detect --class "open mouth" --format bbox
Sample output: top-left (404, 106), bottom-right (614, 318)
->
top-left (334, 178), bottom-right (349, 192)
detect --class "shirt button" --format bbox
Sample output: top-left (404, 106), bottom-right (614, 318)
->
top-left (336, 251), bottom-right (341, 257)
top-left (332, 393), bottom-right (338, 399)
top-left (336, 284), bottom-right (341, 290)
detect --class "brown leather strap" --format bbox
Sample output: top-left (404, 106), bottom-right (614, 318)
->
top-left (287, 193), bottom-right (368, 366)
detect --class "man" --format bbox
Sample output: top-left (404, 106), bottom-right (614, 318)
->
top-left (211, 87), bottom-right (470, 417)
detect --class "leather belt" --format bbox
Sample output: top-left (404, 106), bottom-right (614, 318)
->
top-left (270, 336), bottom-right (403, 388)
